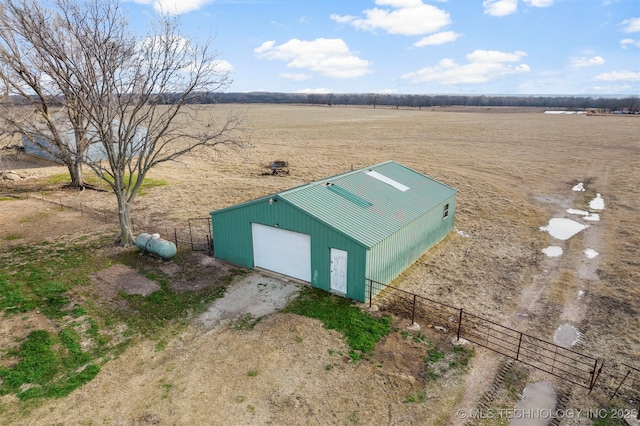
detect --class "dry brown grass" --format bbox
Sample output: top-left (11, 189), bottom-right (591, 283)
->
top-left (1, 104), bottom-right (639, 423)
top-left (547, 270), bottom-right (577, 308)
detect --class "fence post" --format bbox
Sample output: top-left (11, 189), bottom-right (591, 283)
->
top-left (368, 280), bottom-right (372, 307)
top-left (516, 333), bottom-right (523, 361)
top-left (608, 366), bottom-right (629, 400)
top-left (411, 294), bottom-right (417, 325)
top-left (188, 219), bottom-right (194, 250)
top-left (590, 360), bottom-right (604, 394)
top-left (456, 308), bottom-right (463, 341)
top-left (174, 227), bottom-right (178, 248)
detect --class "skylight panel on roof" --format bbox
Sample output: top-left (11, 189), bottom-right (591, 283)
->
top-left (325, 183), bottom-right (372, 208)
top-left (365, 170), bottom-right (409, 192)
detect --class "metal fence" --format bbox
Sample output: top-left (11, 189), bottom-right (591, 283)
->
top-left (606, 363), bottom-right (640, 418)
top-left (367, 278), bottom-right (600, 391)
top-left (459, 310), bottom-right (599, 390)
top-left (2, 191), bottom-right (213, 254)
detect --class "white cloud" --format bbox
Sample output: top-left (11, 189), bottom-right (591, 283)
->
top-left (620, 38), bottom-right (640, 48)
top-left (254, 41), bottom-right (276, 54)
top-left (621, 17), bottom-right (640, 33)
top-left (592, 83), bottom-right (635, 93)
top-left (296, 88), bottom-right (333, 94)
top-left (593, 70), bottom-right (640, 81)
top-left (211, 60), bottom-right (233, 73)
top-left (571, 56), bottom-right (605, 68)
top-left (330, 14), bottom-right (356, 24)
top-left (483, 0), bottom-right (517, 17)
top-left (254, 38), bottom-right (373, 79)
top-left (466, 50), bottom-right (527, 63)
top-left (523, 0), bottom-right (555, 6)
top-left (331, 1), bottom-right (451, 36)
top-left (131, 0), bottom-right (212, 14)
top-left (414, 31), bottom-right (461, 47)
top-left (281, 73), bottom-right (311, 81)
top-left (402, 49), bottom-right (530, 84)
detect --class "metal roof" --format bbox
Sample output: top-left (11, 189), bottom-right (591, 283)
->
top-left (277, 160), bottom-right (457, 247)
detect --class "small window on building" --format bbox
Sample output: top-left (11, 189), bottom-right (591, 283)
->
top-left (443, 203), bottom-right (449, 219)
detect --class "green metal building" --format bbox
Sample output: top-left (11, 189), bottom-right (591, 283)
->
top-left (210, 161), bottom-right (457, 302)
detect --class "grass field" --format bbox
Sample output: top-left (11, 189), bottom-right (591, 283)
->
top-left (0, 104), bottom-right (638, 424)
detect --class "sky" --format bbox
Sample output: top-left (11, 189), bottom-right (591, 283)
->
top-left (123, 0), bottom-right (640, 96)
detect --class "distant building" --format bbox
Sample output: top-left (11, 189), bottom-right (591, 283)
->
top-left (22, 119), bottom-right (147, 163)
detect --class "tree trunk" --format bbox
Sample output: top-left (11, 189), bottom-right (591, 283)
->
top-left (66, 162), bottom-right (84, 188)
top-left (116, 193), bottom-right (135, 246)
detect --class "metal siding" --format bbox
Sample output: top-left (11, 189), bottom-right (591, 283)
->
top-left (366, 195), bottom-right (456, 295)
top-left (211, 197), bottom-right (369, 301)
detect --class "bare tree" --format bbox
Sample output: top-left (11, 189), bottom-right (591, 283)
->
top-left (0, 0), bottom-right (100, 187)
top-left (2, 0), bottom-right (248, 245)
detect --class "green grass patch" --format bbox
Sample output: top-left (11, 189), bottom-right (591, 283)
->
top-left (0, 243), bottom-right (96, 315)
top-left (232, 314), bottom-right (262, 331)
top-left (45, 174), bottom-right (73, 185)
top-left (425, 342), bottom-right (444, 364)
top-left (421, 340), bottom-right (475, 383)
top-left (108, 249), bottom-right (229, 335)
top-left (283, 287), bottom-right (391, 361)
top-left (102, 173), bottom-right (167, 196)
top-left (3, 234), bottom-right (23, 241)
top-left (0, 330), bottom-right (100, 400)
top-left (116, 271), bottom-right (225, 335)
top-left (403, 390), bottom-right (427, 403)
top-left (0, 234), bottom-right (231, 405)
top-left (45, 172), bottom-right (167, 196)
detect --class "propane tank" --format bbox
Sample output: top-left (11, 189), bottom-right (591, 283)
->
top-left (135, 233), bottom-right (177, 260)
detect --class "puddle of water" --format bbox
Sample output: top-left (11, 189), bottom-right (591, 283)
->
top-left (542, 246), bottom-right (563, 257)
top-left (584, 248), bottom-right (599, 259)
top-left (554, 323), bottom-right (581, 348)
top-left (567, 208), bottom-right (600, 221)
top-left (539, 218), bottom-right (588, 240)
top-left (572, 182), bottom-right (585, 192)
top-left (510, 382), bottom-right (557, 426)
top-left (567, 208), bottom-right (589, 215)
top-left (589, 193), bottom-right (605, 210)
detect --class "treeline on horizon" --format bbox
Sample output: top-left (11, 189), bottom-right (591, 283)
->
top-left (8, 92), bottom-right (639, 112)
top-left (184, 92), bottom-right (640, 112)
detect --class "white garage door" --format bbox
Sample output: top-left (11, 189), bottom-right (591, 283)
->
top-left (252, 223), bottom-right (311, 282)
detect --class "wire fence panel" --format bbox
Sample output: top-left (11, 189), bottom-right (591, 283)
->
top-left (605, 363), bottom-right (640, 416)
top-left (367, 278), bottom-right (599, 391)
top-left (10, 191), bottom-right (214, 255)
top-left (459, 311), bottom-right (598, 389)
top-left (187, 217), bottom-right (213, 252)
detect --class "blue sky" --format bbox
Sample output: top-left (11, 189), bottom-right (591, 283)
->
top-left (124, 0), bottom-right (640, 96)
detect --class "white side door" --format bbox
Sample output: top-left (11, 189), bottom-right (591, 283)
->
top-left (330, 248), bottom-right (348, 294)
